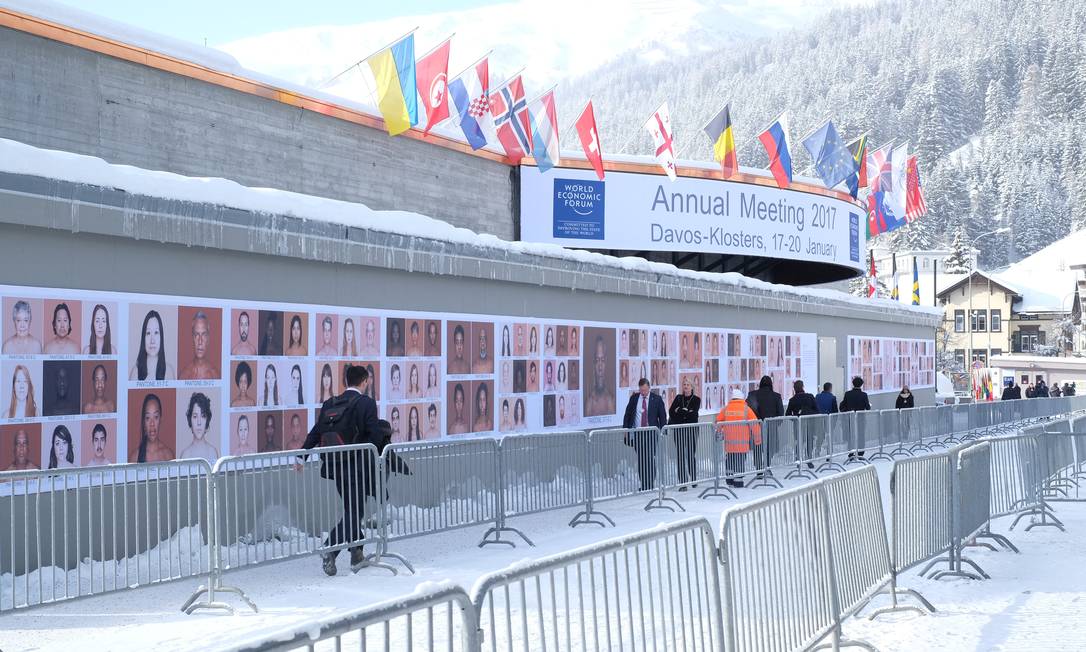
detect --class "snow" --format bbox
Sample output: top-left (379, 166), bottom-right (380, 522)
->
top-left (993, 231), bottom-right (1086, 313)
top-left (0, 137), bottom-right (940, 318)
top-left (3, 450), bottom-right (1085, 651)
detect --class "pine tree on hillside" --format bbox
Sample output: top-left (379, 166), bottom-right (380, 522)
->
top-left (944, 227), bottom-right (973, 273)
top-left (983, 79), bottom-right (1010, 129)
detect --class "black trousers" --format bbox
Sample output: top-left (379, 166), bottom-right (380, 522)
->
top-left (631, 435), bottom-right (657, 492)
top-left (725, 451), bottom-right (746, 477)
top-left (325, 473), bottom-right (365, 556)
top-left (675, 430), bottom-right (697, 484)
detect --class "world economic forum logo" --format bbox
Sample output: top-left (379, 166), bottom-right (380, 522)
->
top-left (552, 178), bottom-right (605, 240)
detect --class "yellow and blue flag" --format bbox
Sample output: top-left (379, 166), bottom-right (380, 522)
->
top-left (912, 257), bottom-right (920, 305)
top-left (368, 34), bottom-right (418, 136)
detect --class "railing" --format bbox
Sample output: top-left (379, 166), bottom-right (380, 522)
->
top-left (2, 395), bottom-right (1083, 615)
top-left (226, 583), bottom-right (478, 651)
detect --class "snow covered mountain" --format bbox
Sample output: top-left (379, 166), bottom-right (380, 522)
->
top-left (220, 0), bottom-right (873, 103)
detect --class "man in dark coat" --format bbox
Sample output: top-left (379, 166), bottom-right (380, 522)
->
top-left (786, 380), bottom-right (819, 468)
top-left (840, 376), bottom-right (872, 459)
top-left (297, 364), bottom-right (380, 576)
top-left (748, 376), bottom-right (784, 469)
top-left (1001, 382), bottom-right (1017, 400)
top-left (623, 378), bottom-right (668, 491)
top-left (1035, 380), bottom-right (1049, 398)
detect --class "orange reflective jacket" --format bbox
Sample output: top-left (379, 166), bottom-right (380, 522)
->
top-left (715, 399), bottom-right (761, 452)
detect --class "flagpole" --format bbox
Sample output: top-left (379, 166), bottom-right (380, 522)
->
top-left (433, 48), bottom-right (497, 130)
top-left (317, 26), bottom-right (420, 89)
top-left (673, 99), bottom-right (730, 160)
top-left (489, 66), bottom-right (527, 95)
top-left (525, 84), bottom-right (558, 106)
top-left (559, 98), bottom-right (592, 150)
top-left (418, 33), bottom-right (454, 60)
top-left (796, 116), bottom-right (831, 146)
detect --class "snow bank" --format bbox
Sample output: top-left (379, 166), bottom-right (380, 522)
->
top-left (0, 137), bottom-right (940, 317)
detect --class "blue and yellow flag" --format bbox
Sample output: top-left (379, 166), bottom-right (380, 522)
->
top-left (890, 253), bottom-right (899, 301)
top-left (912, 257), bottom-right (920, 305)
top-left (368, 34), bottom-right (418, 136)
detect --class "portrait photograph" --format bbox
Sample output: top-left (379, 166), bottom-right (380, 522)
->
top-left (3, 360), bottom-right (43, 421)
top-left (359, 316), bottom-right (382, 357)
top-left (567, 359), bottom-right (580, 391)
top-left (42, 299), bottom-right (82, 356)
top-left (177, 306), bottom-right (223, 381)
top-left (229, 411), bottom-right (258, 456)
top-left (313, 361), bottom-right (338, 404)
top-left (257, 310), bottom-right (284, 357)
top-left (511, 322), bottom-right (527, 357)
top-left (470, 380), bottom-right (493, 432)
top-left (582, 327), bottom-right (616, 418)
top-left (446, 321), bottom-right (471, 376)
top-left (42, 359), bottom-right (81, 417)
top-left (81, 360), bottom-right (118, 416)
top-left (542, 394), bottom-right (556, 428)
top-left (42, 420), bottom-right (81, 470)
top-left (230, 360), bottom-right (259, 408)
top-left (512, 360), bottom-right (526, 394)
top-left (405, 318), bottom-right (425, 357)
top-left (128, 304), bottom-right (179, 382)
top-left (446, 380), bottom-right (470, 436)
top-left (500, 360), bottom-right (513, 394)
top-left (230, 308), bottom-right (259, 357)
top-left (404, 360), bottom-right (425, 400)
top-left (283, 312), bottom-right (309, 358)
top-left (386, 317), bottom-right (406, 357)
top-left (82, 301), bottom-right (118, 356)
top-left (0, 423), bottom-right (42, 471)
top-left (423, 401), bottom-right (442, 439)
top-left (282, 409), bottom-right (308, 452)
top-left (256, 410), bottom-right (283, 453)
top-left (471, 322), bottom-right (495, 375)
top-left (127, 388), bottom-right (177, 463)
top-left (526, 360), bottom-right (540, 393)
top-left (543, 324), bottom-right (556, 357)
top-left (387, 361), bottom-right (405, 401)
top-left (1, 296), bottom-right (44, 355)
top-left (315, 313), bottom-right (339, 357)
top-left (174, 388), bottom-right (222, 463)
top-left (424, 319), bottom-right (442, 358)
top-left (727, 332), bottom-right (741, 357)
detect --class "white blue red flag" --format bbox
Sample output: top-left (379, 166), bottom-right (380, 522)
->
top-left (758, 113), bottom-right (793, 189)
top-left (448, 58), bottom-right (491, 150)
top-left (489, 74), bottom-right (533, 162)
top-left (644, 102), bottom-right (677, 181)
top-left (887, 142), bottom-right (909, 230)
top-left (529, 90), bottom-right (560, 172)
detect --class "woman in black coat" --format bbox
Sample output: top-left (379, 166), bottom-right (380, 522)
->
top-left (669, 378), bottom-right (701, 489)
top-left (895, 385), bottom-right (915, 409)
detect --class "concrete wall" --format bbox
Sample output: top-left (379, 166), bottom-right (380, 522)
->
top-left (0, 25), bottom-right (516, 238)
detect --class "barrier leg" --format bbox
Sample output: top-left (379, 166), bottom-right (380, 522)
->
top-left (181, 474), bottom-right (258, 615)
top-left (699, 439), bottom-right (737, 499)
top-left (478, 524), bottom-right (535, 548)
top-left (975, 531), bottom-right (1019, 553)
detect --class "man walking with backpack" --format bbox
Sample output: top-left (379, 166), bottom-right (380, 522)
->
top-left (296, 364), bottom-right (380, 576)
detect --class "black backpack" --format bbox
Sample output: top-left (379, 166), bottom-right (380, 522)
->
top-left (314, 393), bottom-right (362, 447)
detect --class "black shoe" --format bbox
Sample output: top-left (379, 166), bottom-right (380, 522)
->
top-left (733, 480), bottom-right (745, 488)
top-left (725, 479), bottom-right (737, 487)
top-left (321, 552), bottom-right (338, 577)
top-left (349, 547), bottom-right (367, 573)
top-left (678, 486), bottom-right (688, 492)
top-left (807, 462), bottom-right (815, 470)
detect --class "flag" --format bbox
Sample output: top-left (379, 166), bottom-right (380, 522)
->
top-left (912, 257), bottom-right (920, 305)
top-left (704, 103), bottom-right (738, 178)
top-left (529, 90), bottom-right (560, 172)
top-left (868, 252), bottom-right (877, 298)
top-left (846, 134), bottom-right (868, 197)
top-left (802, 120), bottom-right (857, 191)
top-left (886, 142), bottom-right (909, 231)
top-left (867, 192), bottom-right (888, 238)
top-left (367, 33), bottom-right (418, 136)
top-left (906, 155), bottom-right (928, 221)
top-left (868, 143), bottom-right (892, 192)
top-left (576, 101), bottom-right (605, 181)
top-left (490, 74), bottom-right (533, 162)
top-left (758, 114), bottom-right (793, 189)
top-left (644, 102), bottom-right (677, 180)
top-left (415, 38), bottom-right (451, 135)
top-left (890, 253), bottom-right (899, 301)
top-left (448, 58), bottom-right (491, 150)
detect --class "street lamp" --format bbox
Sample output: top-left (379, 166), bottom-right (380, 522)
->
top-left (967, 227), bottom-right (1011, 372)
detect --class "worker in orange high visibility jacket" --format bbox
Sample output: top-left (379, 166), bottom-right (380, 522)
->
top-left (716, 387), bottom-right (760, 488)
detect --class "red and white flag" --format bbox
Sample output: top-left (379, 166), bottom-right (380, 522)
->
top-left (644, 102), bottom-right (677, 181)
top-left (905, 155), bottom-right (928, 222)
top-left (415, 38), bottom-right (451, 135)
top-left (576, 101), bottom-right (605, 181)
top-left (868, 252), bottom-right (877, 298)
top-left (489, 74), bottom-right (533, 162)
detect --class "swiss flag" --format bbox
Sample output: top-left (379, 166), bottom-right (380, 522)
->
top-left (416, 38), bottom-right (451, 135)
top-left (576, 101), bottom-right (605, 181)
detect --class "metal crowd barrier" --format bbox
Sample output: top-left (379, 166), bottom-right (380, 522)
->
top-left (497, 431), bottom-right (589, 534)
top-left (1, 460), bottom-right (213, 613)
top-left (889, 451), bottom-right (954, 579)
top-left (718, 477), bottom-right (875, 652)
top-left (580, 426), bottom-right (674, 519)
top-left (227, 583), bottom-right (479, 651)
top-left (472, 517), bottom-right (723, 652)
top-left (928, 444), bottom-right (993, 580)
top-left (987, 433), bottom-right (1065, 532)
top-left (657, 422), bottom-right (722, 497)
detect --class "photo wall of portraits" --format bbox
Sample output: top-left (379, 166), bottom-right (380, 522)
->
top-left (847, 336), bottom-right (936, 394)
top-left (0, 284), bottom-right (818, 472)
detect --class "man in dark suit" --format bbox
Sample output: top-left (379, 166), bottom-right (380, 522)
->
top-left (622, 378), bottom-right (668, 491)
top-left (297, 364), bottom-right (380, 576)
top-left (840, 376), bottom-right (872, 459)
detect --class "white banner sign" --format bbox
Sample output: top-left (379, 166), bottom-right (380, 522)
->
top-left (520, 165), bottom-right (865, 273)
